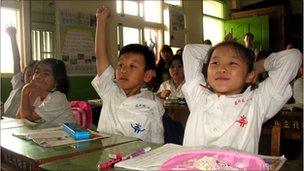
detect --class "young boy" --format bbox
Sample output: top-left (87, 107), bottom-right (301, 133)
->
top-left (91, 6), bottom-right (164, 143)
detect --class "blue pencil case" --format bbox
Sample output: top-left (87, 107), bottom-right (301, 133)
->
top-left (62, 123), bottom-right (91, 140)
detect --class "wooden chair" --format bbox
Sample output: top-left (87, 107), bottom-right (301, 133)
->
top-left (262, 109), bottom-right (303, 156)
top-left (271, 124), bottom-right (282, 156)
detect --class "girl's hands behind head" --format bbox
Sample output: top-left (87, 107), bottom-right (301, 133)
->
top-left (96, 6), bottom-right (111, 21)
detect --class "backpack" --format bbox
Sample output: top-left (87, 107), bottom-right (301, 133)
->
top-left (70, 101), bottom-right (92, 128)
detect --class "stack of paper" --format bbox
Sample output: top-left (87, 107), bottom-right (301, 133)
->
top-left (115, 144), bottom-right (198, 170)
top-left (13, 126), bottom-right (105, 147)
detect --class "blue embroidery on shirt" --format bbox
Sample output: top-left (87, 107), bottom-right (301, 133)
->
top-left (131, 123), bottom-right (145, 133)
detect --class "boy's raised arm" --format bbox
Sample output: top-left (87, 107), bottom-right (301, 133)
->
top-left (95, 6), bottom-right (111, 76)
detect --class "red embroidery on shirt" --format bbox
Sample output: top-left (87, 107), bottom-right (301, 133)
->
top-left (236, 115), bottom-right (248, 127)
top-left (234, 98), bottom-right (252, 105)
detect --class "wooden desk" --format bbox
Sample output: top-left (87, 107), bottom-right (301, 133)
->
top-left (39, 140), bottom-right (162, 170)
top-left (39, 140), bottom-right (293, 171)
top-left (1, 122), bottom-right (140, 170)
top-left (164, 103), bottom-right (190, 127)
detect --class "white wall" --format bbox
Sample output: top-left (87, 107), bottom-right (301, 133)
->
top-left (32, 0), bottom-right (203, 67)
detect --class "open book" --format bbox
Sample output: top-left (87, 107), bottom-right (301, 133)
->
top-left (13, 126), bottom-right (107, 147)
top-left (115, 143), bottom-right (286, 170)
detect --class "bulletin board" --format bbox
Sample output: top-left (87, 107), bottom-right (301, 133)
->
top-left (169, 6), bottom-right (186, 48)
top-left (58, 9), bottom-right (96, 75)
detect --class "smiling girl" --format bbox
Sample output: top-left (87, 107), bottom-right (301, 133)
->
top-left (182, 41), bottom-right (302, 154)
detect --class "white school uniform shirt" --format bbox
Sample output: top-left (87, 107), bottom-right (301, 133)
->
top-left (157, 79), bottom-right (185, 99)
top-left (4, 72), bottom-right (24, 118)
top-left (33, 91), bottom-right (74, 125)
top-left (182, 44), bottom-right (302, 154)
top-left (293, 77), bottom-right (303, 104)
top-left (91, 66), bottom-right (165, 144)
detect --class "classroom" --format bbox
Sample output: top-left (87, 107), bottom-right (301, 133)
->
top-left (1, 0), bottom-right (303, 170)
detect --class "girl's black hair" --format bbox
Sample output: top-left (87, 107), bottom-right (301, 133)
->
top-left (166, 54), bottom-right (183, 69)
top-left (38, 58), bottom-right (70, 95)
top-left (119, 44), bottom-right (156, 71)
top-left (203, 41), bottom-right (256, 91)
top-left (204, 41), bottom-right (255, 76)
top-left (166, 54), bottom-right (183, 79)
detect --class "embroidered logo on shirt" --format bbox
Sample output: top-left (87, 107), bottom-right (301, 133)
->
top-left (135, 104), bottom-right (150, 109)
top-left (131, 123), bottom-right (145, 133)
top-left (234, 98), bottom-right (252, 105)
top-left (236, 115), bottom-right (248, 127)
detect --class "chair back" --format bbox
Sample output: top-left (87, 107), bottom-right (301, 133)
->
top-left (70, 101), bottom-right (92, 128)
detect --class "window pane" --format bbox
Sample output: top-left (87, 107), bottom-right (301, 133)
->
top-left (1, 8), bottom-right (19, 73)
top-left (163, 7), bottom-right (170, 45)
top-left (122, 27), bottom-right (140, 46)
top-left (144, 1), bottom-right (161, 23)
top-left (144, 28), bottom-right (160, 55)
top-left (164, 0), bottom-right (181, 6)
top-left (116, 0), bottom-right (122, 14)
top-left (203, 16), bottom-right (223, 45)
top-left (124, 0), bottom-right (138, 16)
top-left (203, 0), bottom-right (223, 18)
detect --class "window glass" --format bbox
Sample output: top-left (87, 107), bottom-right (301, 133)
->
top-left (122, 27), bottom-right (140, 46)
top-left (124, 0), bottom-right (139, 16)
top-left (164, 0), bottom-right (182, 6)
top-left (1, 7), bottom-right (19, 73)
top-left (116, 0), bottom-right (122, 14)
top-left (144, 1), bottom-right (161, 23)
top-left (203, 0), bottom-right (224, 44)
top-left (32, 30), bottom-right (54, 60)
top-left (203, 0), bottom-right (223, 18)
top-left (203, 16), bottom-right (223, 45)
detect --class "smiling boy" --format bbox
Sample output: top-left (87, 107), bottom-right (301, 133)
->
top-left (91, 6), bottom-right (164, 143)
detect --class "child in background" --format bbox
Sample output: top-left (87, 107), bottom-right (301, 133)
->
top-left (91, 6), bottom-right (164, 143)
top-left (157, 54), bottom-right (185, 100)
top-left (153, 45), bottom-right (174, 91)
top-left (182, 41), bottom-right (302, 154)
top-left (3, 26), bottom-right (38, 118)
top-left (17, 59), bottom-right (74, 125)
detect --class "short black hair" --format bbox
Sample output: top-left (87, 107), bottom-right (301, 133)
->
top-left (167, 54), bottom-right (183, 69)
top-left (203, 39), bottom-right (212, 45)
top-left (119, 44), bottom-right (156, 71)
top-left (37, 58), bottom-right (70, 95)
top-left (245, 33), bottom-right (254, 40)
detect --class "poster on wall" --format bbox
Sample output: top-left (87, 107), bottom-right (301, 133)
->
top-left (59, 9), bottom-right (96, 75)
top-left (169, 7), bottom-right (185, 48)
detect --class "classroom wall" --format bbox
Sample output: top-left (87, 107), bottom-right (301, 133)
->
top-left (1, 0), bottom-right (204, 101)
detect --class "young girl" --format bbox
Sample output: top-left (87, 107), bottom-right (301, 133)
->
top-left (17, 59), bottom-right (74, 125)
top-left (3, 26), bottom-right (38, 118)
top-left (157, 54), bottom-right (185, 100)
top-left (182, 41), bottom-right (302, 154)
top-left (153, 45), bottom-right (174, 91)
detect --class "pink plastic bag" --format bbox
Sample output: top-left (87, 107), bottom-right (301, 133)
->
top-left (70, 101), bottom-right (92, 128)
top-left (160, 149), bottom-right (269, 170)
